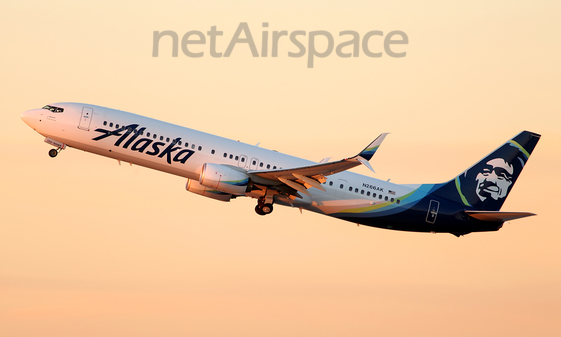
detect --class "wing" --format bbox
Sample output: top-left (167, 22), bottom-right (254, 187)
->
top-left (249, 133), bottom-right (388, 196)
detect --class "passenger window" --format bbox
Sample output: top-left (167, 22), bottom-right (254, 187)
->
top-left (198, 146), bottom-right (202, 151)
top-left (229, 154), bottom-right (233, 159)
top-left (385, 196), bottom-right (388, 201)
top-left (273, 166), bottom-right (276, 169)
top-left (397, 200), bottom-right (401, 204)
top-left (252, 160), bottom-right (256, 165)
top-left (241, 157), bottom-right (245, 162)
top-left (110, 122), bottom-right (113, 127)
top-left (153, 134), bottom-right (157, 139)
top-left (329, 181), bottom-right (333, 186)
top-left (178, 141), bottom-right (182, 145)
top-left (235, 156), bottom-right (239, 160)
top-left (355, 188), bottom-right (359, 193)
top-left (103, 121), bottom-right (107, 126)
top-left (367, 191), bottom-right (370, 196)
top-left (223, 153), bottom-right (227, 158)
top-left (116, 124), bottom-right (119, 128)
top-left (260, 163), bottom-right (263, 167)
top-left (361, 190), bottom-right (364, 195)
top-left (166, 137), bottom-right (170, 142)
top-left (349, 187), bottom-right (353, 192)
top-left (373, 193), bottom-right (376, 198)
top-left (160, 136), bottom-right (164, 141)
top-left (147, 132), bottom-right (150, 137)
top-left (191, 144), bottom-right (195, 149)
top-left (340, 184), bottom-right (344, 189)
top-left (211, 150), bottom-right (215, 154)
top-left (267, 164), bottom-right (270, 169)
top-left (391, 198), bottom-right (394, 202)
top-left (379, 195), bottom-right (383, 199)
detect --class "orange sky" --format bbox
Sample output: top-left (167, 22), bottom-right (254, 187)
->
top-left (1, 1), bottom-right (560, 336)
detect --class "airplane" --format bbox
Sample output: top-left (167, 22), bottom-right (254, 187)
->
top-left (21, 103), bottom-right (541, 236)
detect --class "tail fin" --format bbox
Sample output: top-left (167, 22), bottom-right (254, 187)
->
top-left (434, 131), bottom-right (541, 211)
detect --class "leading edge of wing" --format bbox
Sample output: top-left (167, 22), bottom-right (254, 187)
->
top-left (249, 133), bottom-right (388, 183)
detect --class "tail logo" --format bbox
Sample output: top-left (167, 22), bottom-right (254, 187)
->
top-left (475, 158), bottom-right (514, 202)
top-left (435, 131), bottom-right (539, 212)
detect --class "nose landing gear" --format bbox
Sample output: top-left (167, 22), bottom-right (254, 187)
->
top-left (48, 148), bottom-right (60, 158)
top-left (44, 138), bottom-right (66, 158)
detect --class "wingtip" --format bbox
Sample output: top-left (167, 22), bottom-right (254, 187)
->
top-left (356, 156), bottom-right (375, 173)
top-left (358, 133), bottom-right (389, 161)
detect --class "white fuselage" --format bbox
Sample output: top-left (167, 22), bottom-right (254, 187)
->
top-left (21, 102), bottom-right (417, 218)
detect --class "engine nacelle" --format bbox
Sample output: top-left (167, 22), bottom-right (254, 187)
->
top-left (199, 163), bottom-right (250, 195)
top-left (186, 179), bottom-right (233, 202)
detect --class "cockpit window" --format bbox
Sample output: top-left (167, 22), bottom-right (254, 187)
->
top-left (42, 105), bottom-right (64, 113)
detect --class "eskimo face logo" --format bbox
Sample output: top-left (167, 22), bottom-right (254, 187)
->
top-left (475, 158), bottom-right (514, 201)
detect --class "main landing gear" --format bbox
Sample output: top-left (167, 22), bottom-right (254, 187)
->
top-left (255, 197), bottom-right (274, 216)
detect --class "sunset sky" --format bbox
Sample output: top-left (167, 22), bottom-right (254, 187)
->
top-left (1, 1), bottom-right (560, 336)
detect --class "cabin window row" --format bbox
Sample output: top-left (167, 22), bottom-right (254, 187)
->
top-left (102, 121), bottom-right (202, 151)
top-left (216, 151), bottom-right (281, 170)
top-left (325, 180), bottom-right (400, 204)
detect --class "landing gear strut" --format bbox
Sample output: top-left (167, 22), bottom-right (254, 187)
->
top-left (255, 197), bottom-right (274, 215)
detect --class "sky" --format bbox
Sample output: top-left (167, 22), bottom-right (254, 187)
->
top-left (1, 1), bottom-right (561, 336)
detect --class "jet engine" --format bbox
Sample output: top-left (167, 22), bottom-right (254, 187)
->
top-left (186, 179), bottom-right (233, 202)
top-left (199, 163), bottom-right (251, 195)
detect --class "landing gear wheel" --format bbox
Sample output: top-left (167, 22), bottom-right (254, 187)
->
top-left (48, 149), bottom-right (58, 158)
top-left (255, 205), bottom-right (266, 216)
top-left (261, 203), bottom-right (274, 215)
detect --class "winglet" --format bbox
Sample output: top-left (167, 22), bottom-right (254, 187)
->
top-left (356, 156), bottom-right (375, 173)
top-left (357, 133), bottom-right (389, 161)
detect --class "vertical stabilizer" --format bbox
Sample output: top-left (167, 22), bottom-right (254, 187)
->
top-left (433, 131), bottom-right (540, 211)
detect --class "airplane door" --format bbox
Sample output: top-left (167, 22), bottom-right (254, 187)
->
top-left (336, 179), bottom-right (348, 198)
top-left (78, 107), bottom-right (93, 131)
top-left (250, 158), bottom-right (259, 170)
top-left (426, 200), bottom-right (440, 224)
top-left (238, 155), bottom-right (247, 168)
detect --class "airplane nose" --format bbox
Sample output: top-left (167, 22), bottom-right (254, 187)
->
top-left (21, 109), bottom-right (36, 128)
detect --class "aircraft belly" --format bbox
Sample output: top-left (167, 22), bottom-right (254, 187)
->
top-left (334, 211), bottom-right (503, 234)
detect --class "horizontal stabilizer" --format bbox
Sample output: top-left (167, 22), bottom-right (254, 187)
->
top-left (465, 211), bottom-right (536, 222)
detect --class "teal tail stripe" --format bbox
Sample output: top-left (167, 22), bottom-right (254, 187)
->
top-left (509, 140), bottom-right (530, 159)
top-left (455, 177), bottom-right (472, 207)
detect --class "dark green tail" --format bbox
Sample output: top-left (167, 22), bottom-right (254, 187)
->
top-left (433, 131), bottom-right (541, 211)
